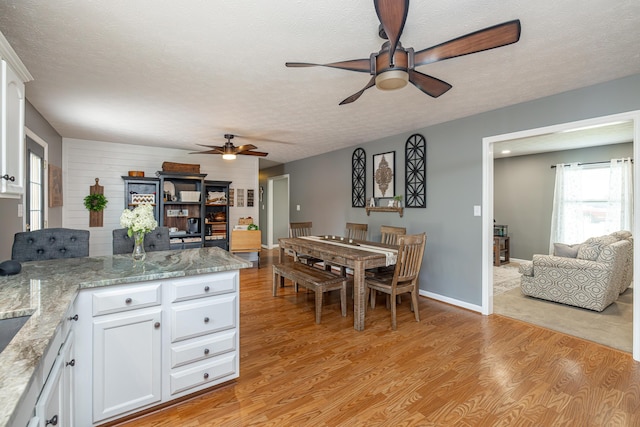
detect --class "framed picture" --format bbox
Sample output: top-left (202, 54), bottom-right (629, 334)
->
top-left (373, 151), bottom-right (395, 198)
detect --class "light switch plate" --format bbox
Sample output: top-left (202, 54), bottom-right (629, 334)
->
top-left (473, 205), bottom-right (481, 216)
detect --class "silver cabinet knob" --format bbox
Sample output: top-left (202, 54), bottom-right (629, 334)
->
top-left (204, 317), bottom-right (210, 323)
top-left (203, 372), bottom-right (209, 380)
top-left (125, 297), bottom-right (132, 304)
top-left (204, 285), bottom-right (210, 292)
top-left (154, 322), bottom-right (161, 329)
top-left (204, 348), bottom-right (210, 355)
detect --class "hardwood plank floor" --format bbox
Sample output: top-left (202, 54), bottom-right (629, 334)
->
top-left (117, 249), bottom-right (640, 426)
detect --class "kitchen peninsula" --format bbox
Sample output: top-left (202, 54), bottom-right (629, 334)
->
top-left (0, 247), bottom-right (251, 427)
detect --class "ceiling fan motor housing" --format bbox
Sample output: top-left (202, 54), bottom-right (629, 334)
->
top-left (373, 43), bottom-right (413, 90)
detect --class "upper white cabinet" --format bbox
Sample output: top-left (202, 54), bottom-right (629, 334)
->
top-left (0, 31), bottom-right (33, 198)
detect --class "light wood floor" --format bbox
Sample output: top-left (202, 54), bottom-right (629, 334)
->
top-left (117, 249), bottom-right (640, 426)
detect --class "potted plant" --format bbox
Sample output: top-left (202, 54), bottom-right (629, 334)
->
top-left (393, 195), bottom-right (403, 208)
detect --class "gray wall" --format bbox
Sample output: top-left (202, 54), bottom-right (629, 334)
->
top-left (494, 142), bottom-right (633, 260)
top-left (274, 74), bottom-right (640, 307)
top-left (0, 101), bottom-right (62, 260)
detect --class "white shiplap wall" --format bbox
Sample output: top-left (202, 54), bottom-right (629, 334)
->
top-left (62, 138), bottom-right (259, 256)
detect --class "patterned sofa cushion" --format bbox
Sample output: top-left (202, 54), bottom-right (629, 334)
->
top-left (577, 235), bottom-right (617, 261)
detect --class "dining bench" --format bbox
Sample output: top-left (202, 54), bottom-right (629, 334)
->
top-left (272, 261), bottom-right (349, 323)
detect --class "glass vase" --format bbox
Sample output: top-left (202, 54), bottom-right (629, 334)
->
top-left (132, 231), bottom-right (146, 261)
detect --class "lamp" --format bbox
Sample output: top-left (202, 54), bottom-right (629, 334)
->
top-left (375, 70), bottom-right (409, 91)
top-left (222, 153), bottom-right (236, 160)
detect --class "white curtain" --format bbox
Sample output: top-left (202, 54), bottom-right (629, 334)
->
top-left (608, 157), bottom-right (633, 232)
top-left (549, 159), bottom-right (634, 254)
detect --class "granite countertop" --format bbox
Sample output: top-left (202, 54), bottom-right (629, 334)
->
top-left (0, 247), bottom-right (251, 427)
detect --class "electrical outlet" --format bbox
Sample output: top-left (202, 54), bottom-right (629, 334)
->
top-left (296, 205), bottom-right (301, 211)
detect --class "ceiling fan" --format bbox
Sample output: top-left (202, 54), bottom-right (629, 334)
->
top-left (190, 134), bottom-right (268, 160)
top-left (285, 0), bottom-right (521, 105)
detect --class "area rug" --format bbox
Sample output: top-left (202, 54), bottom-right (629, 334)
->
top-left (494, 278), bottom-right (633, 353)
top-left (493, 264), bottom-right (521, 296)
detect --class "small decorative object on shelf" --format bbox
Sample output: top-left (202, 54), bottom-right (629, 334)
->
top-left (119, 203), bottom-right (158, 261)
top-left (393, 194), bottom-right (403, 208)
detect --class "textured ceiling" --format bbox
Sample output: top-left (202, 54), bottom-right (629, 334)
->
top-left (0, 1), bottom-right (639, 168)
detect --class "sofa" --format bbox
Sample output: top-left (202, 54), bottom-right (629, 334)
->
top-left (519, 231), bottom-right (633, 312)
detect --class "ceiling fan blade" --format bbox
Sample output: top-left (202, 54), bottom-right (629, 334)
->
top-left (374, 0), bottom-right (409, 66)
top-left (235, 144), bottom-right (258, 153)
top-left (197, 144), bottom-right (225, 150)
top-left (339, 77), bottom-right (376, 105)
top-left (190, 149), bottom-right (224, 155)
top-left (413, 19), bottom-right (521, 67)
top-left (408, 70), bottom-right (452, 98)
top-left (285, 58), bottom-right (371, 73)
top-left (238, 150), bottom-right (269, 157)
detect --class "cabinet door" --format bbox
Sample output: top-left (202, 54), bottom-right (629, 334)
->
top-left (92, 308), bottom-right (162, 423)
top-left (35, 355), bottom-right (64, 427)
top-left (0, 60), bottom-right (26, 196)
top-left (61, 331), bottom-right (76, 427)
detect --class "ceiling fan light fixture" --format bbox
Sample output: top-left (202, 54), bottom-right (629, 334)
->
top-left (375, 70), bottom-right (409, 91)
top-left (222, 153), bottom-right (236, 160)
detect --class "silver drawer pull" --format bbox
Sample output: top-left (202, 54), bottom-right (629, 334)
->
top-left (125, 297), bottom-right (132, 304)
top-left (204, 348), bottom-right (210, 355)
top-left (204, 317), bottom-right (210, 323)
top-left (46, 415), bottom-right (58, 426)
top-left (68, 314), bottom-right (79, 321)
top-left (204, 285), bottom-right (210, 292)
top-left (66, 359), bottom-right (75, 367)
top-left (203, 372), bottom-right (209, 380)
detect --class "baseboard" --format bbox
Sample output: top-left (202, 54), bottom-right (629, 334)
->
top-left (419, 289), bottom-right (483, 313)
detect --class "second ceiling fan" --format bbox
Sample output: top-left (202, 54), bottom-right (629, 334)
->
top-left (191, 134), bottom-right (268, 159)
top-left (286, 0), bottom-right (521, 105)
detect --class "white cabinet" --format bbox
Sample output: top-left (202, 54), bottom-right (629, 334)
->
top-left (0, 30), bottom-right (31, 198)
top-left (92, 308), bottom-right (162, 423)
top-left (75, 271), bottom-right (240, 426)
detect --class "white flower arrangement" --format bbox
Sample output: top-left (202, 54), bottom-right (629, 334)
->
top-left (120, 203), bottom-right (158, 237)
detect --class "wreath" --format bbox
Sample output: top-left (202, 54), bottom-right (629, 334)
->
top-left (84, 193), bottom-right (108, 212)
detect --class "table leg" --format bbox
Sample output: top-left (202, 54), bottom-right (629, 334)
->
top-left (353, 260), bottom-right (365, 331)
top-left (279, 245), bottom-right (285, 263)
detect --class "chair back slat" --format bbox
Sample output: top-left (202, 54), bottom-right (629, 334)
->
top-left (380, 225), bottom-right (406, 245)
top-left (290, 222), bottom-right (313, 238)
top-left (346, 222), bottom-right (368, 240)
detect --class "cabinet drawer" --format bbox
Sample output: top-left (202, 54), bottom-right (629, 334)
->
top-left (170, 330), bottom-right (237, 368)
top-left (92, 283), bottom-right (162, 316)
top-left (170, 272), bottom-right (237, 302)
top-left (169, 353), bottom-right (237, 395)
top-left (171, 294), bottom-right (236, 342)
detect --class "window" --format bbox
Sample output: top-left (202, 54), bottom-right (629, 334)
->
top-left (549, 159), bottom-right (633, 250)
top-left (26, 136), bottom-right (45, 231)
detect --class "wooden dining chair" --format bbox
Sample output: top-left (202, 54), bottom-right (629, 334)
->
top-left (380, 225), bottom-right (406, 245)
top-left (365, 232), bottom-right (426, 330)
top-left (289, 222), bottom-right (323, 267)
top-left (346, 222), bottom-right (368, 241)
top-left (366, 225), bottom-right (407, 281)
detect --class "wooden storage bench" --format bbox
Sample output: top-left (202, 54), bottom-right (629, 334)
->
top-left (272, 262), bottom-right (349, 323)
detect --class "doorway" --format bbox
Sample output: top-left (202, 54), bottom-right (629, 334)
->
top-left (482, 110), bottom-right (640, 361)
top-left (267, 174), bottom-right (289, 249)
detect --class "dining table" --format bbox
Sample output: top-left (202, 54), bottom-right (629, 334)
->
top-left (278, 236), bottom-right (398, 331)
